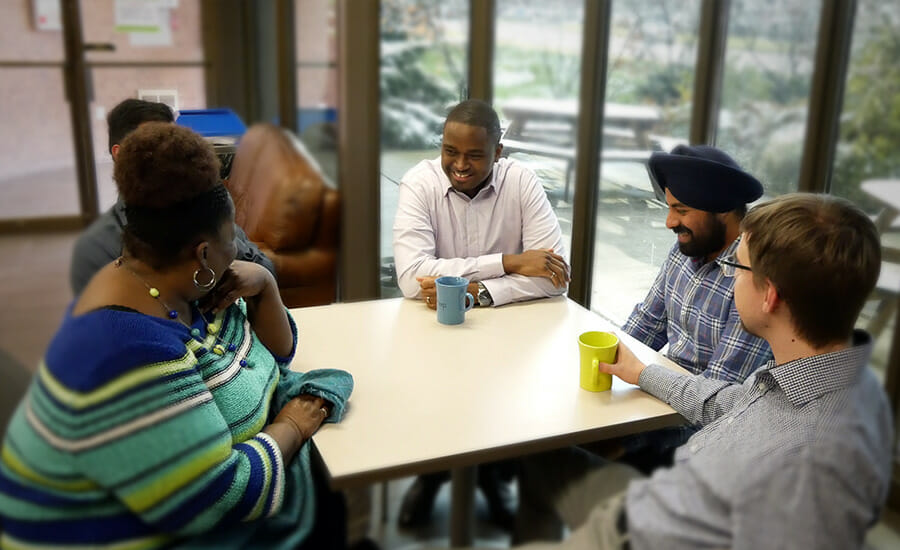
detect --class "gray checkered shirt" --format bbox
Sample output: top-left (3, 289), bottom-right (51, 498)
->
top-left (627, 331), bottom-right (894, 550)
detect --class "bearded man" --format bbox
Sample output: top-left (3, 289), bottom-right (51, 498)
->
top-left (624, 145), bottom-right (771, 382)
top-left (601, 145), bottom-right (773, 474)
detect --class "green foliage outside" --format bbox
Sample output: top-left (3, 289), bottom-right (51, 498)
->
top-left (381, 43), bottom-right (458, 149)
top-left (380, 1), bottom-right (899, 211)
top-left (379, 0), bottom-right (465, 149)
top-left (832, 21), bottom-right (900, 211)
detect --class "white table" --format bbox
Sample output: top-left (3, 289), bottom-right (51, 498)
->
top-left (290, 297), bottom-right (686, 544)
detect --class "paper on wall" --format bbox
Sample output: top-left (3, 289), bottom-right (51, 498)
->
top-left (32, 0), bottom-right (61, 31)
top-left (114, 0), bottom-right (175, 47)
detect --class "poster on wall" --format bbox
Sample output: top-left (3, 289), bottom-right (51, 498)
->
top-left (114, 0), bottom-right (178, 47)
top-left (32, 0), bottom-right (61, 31)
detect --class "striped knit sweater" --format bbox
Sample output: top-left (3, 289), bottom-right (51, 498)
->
top-left (0, 299), bottom-right (352, 549)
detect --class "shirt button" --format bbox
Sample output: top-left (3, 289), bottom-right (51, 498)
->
top-left (690, 444), bottom-right (699, 453)
top-left (757, 382), bottom-right (767, 392)
top-left (727, 417), bottom-right (735, 424)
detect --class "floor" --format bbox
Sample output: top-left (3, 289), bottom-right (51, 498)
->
top-left (368, 477), bottom-right (513, 549)
top-left (1, 228), bottom-right (899, 549)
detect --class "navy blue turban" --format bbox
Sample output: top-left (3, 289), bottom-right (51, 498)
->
top-left (647, 145), bottom-right (764, 213)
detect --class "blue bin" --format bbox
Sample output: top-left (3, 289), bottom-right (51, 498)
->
top-left (176, 108), bottom-right (246, 138)
top-left (176, 109), bottom-right (246, 179)
top-left (298, 107), bottom-right (338, 133)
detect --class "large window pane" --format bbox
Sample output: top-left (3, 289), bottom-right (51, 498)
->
top-left (494, 0), bottom-right (584, 268)
top-left (379, 0), bottom-right (469, 297)
top-left (590, 0), bottom-right (701, 324)
top-left (831, 0), bottom-right (900, 381)
top-left (716, 0), bottom-right (821, 196)
top-left (90, 67), bottom-right (206, 209)
top-left (82, 0), bottom-right (206, 211)
top-left (0, 68), bottom-right (79, 219)
top-left (0, 3), bottom-right (78, 220)
top-left (296, 0), bottom-right (338, 183)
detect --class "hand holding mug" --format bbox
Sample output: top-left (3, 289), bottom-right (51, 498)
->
top-left (417, 276), bottom-right (439, 310)
top-left (578, 331), bottom-right (618, 392)
top-left (596, 340), bottom-right (647, 386)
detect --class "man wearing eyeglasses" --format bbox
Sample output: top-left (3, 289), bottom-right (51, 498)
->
top-left (599, 145), bottom-right (775, 472)
top-left (509, 194), bottom-right (891, 549)
top-left (628, 144), bottom-right (771, 383)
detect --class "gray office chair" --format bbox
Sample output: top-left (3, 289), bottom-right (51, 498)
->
top-left (0, 350), bottom-right (32, 440)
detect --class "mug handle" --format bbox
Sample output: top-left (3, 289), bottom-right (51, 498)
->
top-left (464, 292), bottom-right (475, 311)
top-left (591, 358), bottom-right (600, 388)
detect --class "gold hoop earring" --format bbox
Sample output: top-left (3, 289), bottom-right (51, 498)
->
top-left (193, 266), bottom-right (216, 290)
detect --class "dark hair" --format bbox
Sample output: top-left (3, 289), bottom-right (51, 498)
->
top-left (107, 99), bottom-right (174, 154)
top-left (114, 122), bottom-right (230, 268)
top-left (741, 193), bottom-right (881, 347)
top-left (444, 99), bottom-right (502, 146)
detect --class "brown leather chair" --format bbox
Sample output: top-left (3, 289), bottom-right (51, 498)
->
top-left (226, 123), bottom-right (339, 307)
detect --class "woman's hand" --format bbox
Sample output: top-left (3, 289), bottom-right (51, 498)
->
top-left (272, 394), bottom-right (331, 441)
top-left (202, 260), bottom-right (293, 357)
top-left (199, 260), bottom-right (276, 314)
top-left (264, 395), bottom-right (332, 459)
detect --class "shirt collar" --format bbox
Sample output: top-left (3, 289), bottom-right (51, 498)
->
top-left (114, 199), bottom-right (128, 227)
top-left (764, 330), bottom-right (873, 408)
top-left (439, 157), bottom-right (499, 199)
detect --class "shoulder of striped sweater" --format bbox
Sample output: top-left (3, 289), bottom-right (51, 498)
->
top-left (43, 308), bottom-right (193, 392)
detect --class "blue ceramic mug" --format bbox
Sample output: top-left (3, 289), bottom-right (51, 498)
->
top-left (435, 276), bottom-right (475, 325)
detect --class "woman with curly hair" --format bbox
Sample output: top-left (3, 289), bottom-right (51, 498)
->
top-left (0, 122), bottom-right (353, 549)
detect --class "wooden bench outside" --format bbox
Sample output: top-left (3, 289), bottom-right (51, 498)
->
top-left (500, 137), bottom-right (653, 202)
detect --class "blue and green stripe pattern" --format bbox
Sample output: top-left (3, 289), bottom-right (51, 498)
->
top-left (0, 301), bottom-right (326, 549)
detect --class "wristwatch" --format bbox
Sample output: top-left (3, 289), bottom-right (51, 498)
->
top-left (476, 282), bottom-right (493, 307)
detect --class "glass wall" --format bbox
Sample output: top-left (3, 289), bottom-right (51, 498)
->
top-left (715, 0), bottom-right (822, 197)
top-left (379, 0), bottom-right (469, 297)
top-left (81, 0), bottom-right (206, 211)
top-left (295, 0), bottom-right (338, 183)
top-left (0, 2), bottom-right (79, 219)
top-left (493, 0), bottom-right (584, 265)
top-left (831, 0), bottom-right (900, 381)
top-left (590, 0), bottom-right (701, 324)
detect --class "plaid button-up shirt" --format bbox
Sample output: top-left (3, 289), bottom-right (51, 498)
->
top-left (627, 331), bottom-right (894, 550)
top-left (623, 239), bottom-right (771, 382)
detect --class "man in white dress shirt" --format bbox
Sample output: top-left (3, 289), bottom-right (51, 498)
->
top-left (392, 99), bottom-right (570, 528)
top-left (393, 99), bottom-right (570, 309)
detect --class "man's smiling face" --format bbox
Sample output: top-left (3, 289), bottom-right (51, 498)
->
top-left (441, 121), bottom-right (501, 198)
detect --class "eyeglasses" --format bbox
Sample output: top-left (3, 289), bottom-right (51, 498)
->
top-left (717, 254), bottom-right (752, 277)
